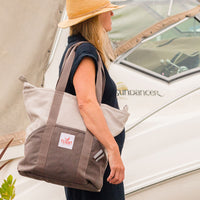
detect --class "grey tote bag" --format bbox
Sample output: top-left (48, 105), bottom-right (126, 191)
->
top-left (18, 42), bottom-right (129, 192)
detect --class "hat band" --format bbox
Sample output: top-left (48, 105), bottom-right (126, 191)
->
top-left (68, 2), bottom-right (112, 20)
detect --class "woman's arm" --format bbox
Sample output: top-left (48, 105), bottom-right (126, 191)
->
top-left (73, 57), bottom-right (125, 185)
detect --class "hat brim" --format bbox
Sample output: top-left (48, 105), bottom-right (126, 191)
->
top-left (58, 4), bottom-right (125, 28)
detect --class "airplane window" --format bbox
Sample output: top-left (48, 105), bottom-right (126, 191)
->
top-left (123, 17), bottom-right (200, 79)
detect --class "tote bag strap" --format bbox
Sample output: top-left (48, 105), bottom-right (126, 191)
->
top-left (56, 41), bottom-right (106, 103)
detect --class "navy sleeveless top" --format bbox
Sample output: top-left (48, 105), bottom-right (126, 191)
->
top-left (59, 34), bottom-right (125, 152)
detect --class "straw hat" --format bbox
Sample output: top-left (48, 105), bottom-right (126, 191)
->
top-left (58, 0), bottom-right (125, 28)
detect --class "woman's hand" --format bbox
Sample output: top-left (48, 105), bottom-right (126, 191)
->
top-left (107, 146), bottom-right (125, 185)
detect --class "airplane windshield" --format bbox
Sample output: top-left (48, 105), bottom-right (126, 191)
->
top-left (122, 17), bottom-right (200, 79)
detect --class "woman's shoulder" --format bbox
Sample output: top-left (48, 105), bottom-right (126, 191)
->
top-left (67, 34), bottom-right (98, 60)
top-left (75, 42), bottom-right (98, 60)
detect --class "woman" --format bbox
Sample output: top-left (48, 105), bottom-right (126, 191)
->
top-left (58, 0), bottom-right (126, 199)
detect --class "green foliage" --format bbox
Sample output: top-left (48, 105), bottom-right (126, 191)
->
top-left (0, 139), bottom-right (16, 200)
top-left (0, 175), bottom-right (16, 200)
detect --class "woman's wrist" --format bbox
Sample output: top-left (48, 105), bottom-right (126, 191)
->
top-left (106, 142), bottom-right (119, 155)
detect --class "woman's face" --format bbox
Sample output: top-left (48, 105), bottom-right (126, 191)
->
top-left (99, 11), bottom-right (114, 32)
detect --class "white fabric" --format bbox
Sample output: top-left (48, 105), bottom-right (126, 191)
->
top-left (0, 0), bottom-right (65, 148)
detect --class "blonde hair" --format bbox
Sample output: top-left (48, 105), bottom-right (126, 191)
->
top-left (69, 16), bottom-right (108, 67)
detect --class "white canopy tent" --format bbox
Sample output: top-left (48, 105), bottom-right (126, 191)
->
top-left (0, 0), bottom-right (65, 148)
